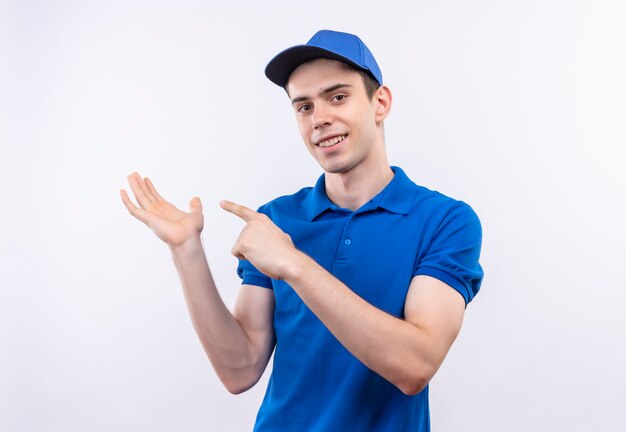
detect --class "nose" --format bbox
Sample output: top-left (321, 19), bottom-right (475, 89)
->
top-left (312, 103), bottom-right (332, 129)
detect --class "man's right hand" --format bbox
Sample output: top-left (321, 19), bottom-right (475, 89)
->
top-left (120, 172), bottom-right (204, 249)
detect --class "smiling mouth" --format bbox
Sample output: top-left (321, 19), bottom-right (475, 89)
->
top-left (317, 135), bottom-right (347, 148)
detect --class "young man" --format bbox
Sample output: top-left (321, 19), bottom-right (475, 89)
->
top-left (121, 30), bottom-right (483, 431)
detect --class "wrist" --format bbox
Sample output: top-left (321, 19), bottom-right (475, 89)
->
top-left (169, 235), bottom-right (204, 257)
top-left (281, 249), bottom-right (312, 282)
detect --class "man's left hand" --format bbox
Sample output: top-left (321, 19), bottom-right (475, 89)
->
top-left (220, 200), bottom-right (300, 280)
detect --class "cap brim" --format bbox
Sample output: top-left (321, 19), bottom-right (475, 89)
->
top-left (265, 45), bottom-right (366, 88)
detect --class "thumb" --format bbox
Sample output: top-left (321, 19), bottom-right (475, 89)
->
top-left (189, 196), bottom-right (203, 214)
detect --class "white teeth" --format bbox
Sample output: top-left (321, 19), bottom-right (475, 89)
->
top-left (318, 135), bottom-right (346, 148)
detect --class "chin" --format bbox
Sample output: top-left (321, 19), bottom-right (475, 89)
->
top-left (319, 160), bottom-right (358, 175)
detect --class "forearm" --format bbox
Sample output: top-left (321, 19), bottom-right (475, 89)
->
top-left (170, 237), bottom-right (264, 393)
top-left (284, 252), bottom-right (441, 395)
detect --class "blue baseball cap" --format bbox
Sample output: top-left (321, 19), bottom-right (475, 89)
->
top-left (265, 30), bottom-right (383, 88)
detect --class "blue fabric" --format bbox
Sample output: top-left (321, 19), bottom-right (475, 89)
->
top-left (237, 166), bottom-right (483, 431)
top-left (265, 29), bottom-right (383, 88)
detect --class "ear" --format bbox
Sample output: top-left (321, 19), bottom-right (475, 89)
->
top-left (374, 85), bottom-right (392, 124)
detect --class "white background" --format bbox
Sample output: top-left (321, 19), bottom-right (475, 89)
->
top-left (1, 1), bottom-right (625, 431)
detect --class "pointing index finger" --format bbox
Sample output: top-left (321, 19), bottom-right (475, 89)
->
top-left (220, 200), bottom-right (257, 222)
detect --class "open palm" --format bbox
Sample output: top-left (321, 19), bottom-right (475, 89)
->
top-left (120, 172), bottom-right (204, 248)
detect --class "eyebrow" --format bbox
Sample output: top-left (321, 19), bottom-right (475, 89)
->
top-left (290, 83), bottom-right (353, 105)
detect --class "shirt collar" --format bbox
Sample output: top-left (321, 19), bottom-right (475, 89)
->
top-left (304, 166), bottom-right (416, 221)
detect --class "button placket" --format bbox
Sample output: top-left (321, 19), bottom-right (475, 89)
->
top-left (334, 212), bottom-right (355, 263)
top-left (342, 212), bottom-right (355, 250)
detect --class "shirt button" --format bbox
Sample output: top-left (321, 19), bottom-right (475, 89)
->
top-left (344, 239), bottom-right (352, 245)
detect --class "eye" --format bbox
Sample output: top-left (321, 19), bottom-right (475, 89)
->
top-left (332, 94), bottom-right (346, 102)
top-left (297, 104), bottom-right (312, 113)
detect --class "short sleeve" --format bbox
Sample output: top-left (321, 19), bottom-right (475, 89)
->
top-left (414, 201), bottom-right (484, 305)
top-left (236, 258), bottom-right (274, 289)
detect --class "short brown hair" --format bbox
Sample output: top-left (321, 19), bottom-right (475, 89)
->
top-left (356, 68), bottom-right (381, 100)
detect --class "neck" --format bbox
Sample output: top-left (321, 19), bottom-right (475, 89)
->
top-left (324, 159), bottom-right (394, 211)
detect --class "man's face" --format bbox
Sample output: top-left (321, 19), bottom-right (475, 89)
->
top-left (286, 59), bottom-right (385, 175)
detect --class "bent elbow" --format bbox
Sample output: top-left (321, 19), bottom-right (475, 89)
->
top-left (215, 351), bottom-right (269, 395)
top-left (397, 365), bottom-right (435, 396)
top-left (398, 377), bottom-right (429, 396)
top-left (225, 381), bottom-right (253, 395)
top-left (220, 368), bottom-right (262, 395)
top-left (222, 372), bottom-right (260, 394)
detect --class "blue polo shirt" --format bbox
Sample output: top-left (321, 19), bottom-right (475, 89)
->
top-left (237, 166), bottom-right (483, 432)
